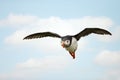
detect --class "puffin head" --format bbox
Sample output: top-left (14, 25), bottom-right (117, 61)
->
top-left (61, 36), bottom-right (72, 48)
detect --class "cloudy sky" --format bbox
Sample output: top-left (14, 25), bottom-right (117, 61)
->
top-left (0, 0), bottom-right (120, 80)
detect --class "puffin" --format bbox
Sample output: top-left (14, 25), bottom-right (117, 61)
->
top-left (23, 28), bottom-right (111, 59)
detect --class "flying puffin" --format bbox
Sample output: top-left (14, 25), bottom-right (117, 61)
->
top-left (23, 28), bottom-right (111, 59)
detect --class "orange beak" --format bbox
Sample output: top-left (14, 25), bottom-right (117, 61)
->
top-left (61, 42), bottom-right (65, 48)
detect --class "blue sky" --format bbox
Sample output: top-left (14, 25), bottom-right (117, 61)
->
top-left (0, 0), bottom-right (120, 80)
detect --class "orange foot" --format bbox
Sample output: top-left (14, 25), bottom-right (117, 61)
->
top-left (69, 52), bottom-right (75, 59)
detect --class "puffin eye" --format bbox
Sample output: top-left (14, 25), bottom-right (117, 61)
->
top-left (65, 40), bottom-right (70, 44)
top-left (67, 40), bottom-right (69, 43)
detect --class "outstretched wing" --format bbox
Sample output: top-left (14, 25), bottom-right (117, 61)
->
top-left (23, 32), bottom-right (61, 40)
top-left (74, 28), bottom-right (112, 41)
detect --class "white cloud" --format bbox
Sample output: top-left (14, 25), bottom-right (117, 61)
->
top-left (3, 14), bottom-right (113, 45)
top-left (95, 50), bottom-right (120, 80)
top-left (5, 29), bottom-right (28, 44)
top-left (0, 14), bottom-right (113, 28)
top-left (101, 69), bottom-right (120, 80)
top-left (0, 56), bottom-right (71, 80)
top-left (95, 50), bottom-right (120, 66)
top-left (67, 16), bottom-right (113, 29)
top-left (16, 55), bottom-right (70, 70)
top-left (0, 13), bottom-right (38, 27)
top-left (106, 70), bottom-right (120, 80)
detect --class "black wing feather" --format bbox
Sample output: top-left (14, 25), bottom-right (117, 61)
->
top-left (74, 28), bottom-right (112, 41)
top-left (23, 32), bottom-right (61, 40)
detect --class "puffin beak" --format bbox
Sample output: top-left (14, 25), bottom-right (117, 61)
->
top-left (61, 42), bottom-right (65, 48)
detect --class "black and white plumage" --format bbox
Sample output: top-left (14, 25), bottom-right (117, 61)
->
top-left (23, 28), bottom-right (112, 59)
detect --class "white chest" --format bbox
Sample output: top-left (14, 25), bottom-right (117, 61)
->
top-left (65, 37), bottom-right (78, 52)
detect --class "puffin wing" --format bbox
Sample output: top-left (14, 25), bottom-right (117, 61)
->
top-left (23, 32), bottom-right (61, 40)
top-left (74, 28), bottom-right (112, 41)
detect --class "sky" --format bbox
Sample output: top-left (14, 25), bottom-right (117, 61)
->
top-left (0, 0), bottom-right (120, 80)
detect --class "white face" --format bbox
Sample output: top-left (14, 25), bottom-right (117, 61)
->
top-left (61, 40), bottom-right (70, 48)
